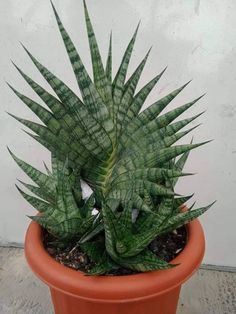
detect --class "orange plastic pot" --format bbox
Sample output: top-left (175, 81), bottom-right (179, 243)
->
top-left (25, 214), bottom-right (205, 314)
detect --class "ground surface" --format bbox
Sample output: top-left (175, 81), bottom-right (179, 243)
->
top-left (0, 247), bottom-right (235, 314)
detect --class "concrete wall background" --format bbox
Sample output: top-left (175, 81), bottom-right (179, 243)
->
top-left (0, 0), bottom-right (235, 267)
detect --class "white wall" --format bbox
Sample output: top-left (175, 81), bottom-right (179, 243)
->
top-left (0, 0), bottom-right (236, 267)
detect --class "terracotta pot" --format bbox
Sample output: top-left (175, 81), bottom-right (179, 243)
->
top-left (25, 214), bottom-right (205, 314)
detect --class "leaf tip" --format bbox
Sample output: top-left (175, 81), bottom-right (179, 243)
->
top-left (6, 146), bottom-right (14, 157)
top-left (5, 111), bottom-right (14, 119)
top-left (182, 172), bottom-right (195, 177)
top-left (83, 0), bottom-right (87, 8)
top-left (19, 41), bottom-right (26, 50)
top-left (15, 183), bottom-right (22, 193)
top-left (5, 81), bottom-right (13, 90)
top-left (159, 66), bottom-right (168, 77)
top-left (20, 43), bottom-right (34, 60)
top-left (135, 20), bottom-right (141, 35)
top-left (50, 0), bottom-right (59, 18)
top-left (210, 200), bottom-right (217, 206)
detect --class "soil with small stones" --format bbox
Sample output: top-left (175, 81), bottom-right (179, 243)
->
top-left (43, 226), bottom-right (187, 276)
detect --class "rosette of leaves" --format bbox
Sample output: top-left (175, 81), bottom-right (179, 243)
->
top-left (8, 0), bottom-right (214, 274)
top-left (9, 150), bottom-right (96, 242)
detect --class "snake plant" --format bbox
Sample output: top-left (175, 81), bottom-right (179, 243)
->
top-left (8, 0), bottom-right (214, 275)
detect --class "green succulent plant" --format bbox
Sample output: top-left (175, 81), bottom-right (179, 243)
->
top-left (9, 150), bottom-right (96, 241)
top-left (8, 0), bottom-right (214, 275)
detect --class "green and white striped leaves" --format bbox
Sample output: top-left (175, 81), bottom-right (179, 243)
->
top-left (102, 202), bottom-right (172, 271)
top-left (158, 202), bottom-right (216, 236)
top-left (8, 1), bottom-right (214, 275)
top-left (11, 151), bottom-right (95, 240)
top-left (8, 149), bottom-right (56, 198)
top-left (9, 0), bottom-right (207, 201)
top-left (102, 198), bottom-right (214, 267)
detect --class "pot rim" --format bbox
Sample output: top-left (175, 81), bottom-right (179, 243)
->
top-left (24, 211), bottom-right (205, 303)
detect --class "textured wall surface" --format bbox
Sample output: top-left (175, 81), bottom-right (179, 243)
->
top-left (0, 0), bottom-right (236, 267)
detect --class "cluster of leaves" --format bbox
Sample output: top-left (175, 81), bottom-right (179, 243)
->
top-left (8, 0), bottom-right (214, 275)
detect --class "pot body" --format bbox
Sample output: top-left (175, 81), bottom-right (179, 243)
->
top-left (50, 285), bottom-right (181, 314)
top-left (25, 214), bottom-right (205, 314)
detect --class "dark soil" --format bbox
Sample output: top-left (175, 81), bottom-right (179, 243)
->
top-left (43, 226), bottom-right (187, 276)
top-left (148, 226), bottom-right (187, 262)
top-left (43, 232), bottom-right (92, 274)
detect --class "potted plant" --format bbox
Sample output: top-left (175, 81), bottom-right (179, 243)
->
top-left (8, 1), bottom-right (214, 313)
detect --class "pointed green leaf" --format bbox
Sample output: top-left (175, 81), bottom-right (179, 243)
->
top-left (171, 138), bottom-right (193, 186)
top-left (159, 202), bottom-right (216, 235)
top-left (173, 194), bottom-right (194, 210)
top-left (8, 149), bottom-right (56, 194)
top-left (111, 167), bottom-right (188, 184)
top-left (83, 0), bottom-right (114, 116)
top-left (116, 49), bottom-right (151, 134)
top-left (7, 83), bottom-right (61, 134)
top-left (17, 179), bottom-right (55, 203)
top-left (117, 142), bottom-right (208, 171)
top-left (120, 95), bottom-right (204, 150)
top-left (137, 81), bottom-right (193, 125)
top-left (16, 184), bottom-right (54, 214)
top-left (114, 249), bottom-right (173, 272)
top-left (112, 23), bottom-right (139, 117)
top-left (125, 67), bottom-right (166, 122)
top-left (50, 2), bottom-right (114, 138)
top-left (112, 179), bottom-right (174, 197)
top-left (105, 32), bottom-right (112, 83)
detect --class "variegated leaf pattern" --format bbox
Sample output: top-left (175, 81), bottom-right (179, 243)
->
top-left (8, 0), bottom-right (214, 274)
top-left (13, 153), bottom-right (96, 241)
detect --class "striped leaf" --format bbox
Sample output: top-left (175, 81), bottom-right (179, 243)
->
top-left (136, 81), bottom-right (192, 125)
top-left (159, 202), bottom-right (216, 235)
top-left (8, 1), bottom-right (214, 275)
top-left (83, 0), bottom-right (114, 117)
top-left (111, 179), bottom-right (174, 198)
top-left (116, 249), bottom-right (173, 272)
top-left (16, 184), bottom-right (54, 214)
top-left (116, 49), bottom-right (151, 134)
top-left (171, 139), bottom-right (194, 187)
top-left (112, 23), bottom-right (139, 121)
top-left (124, 67), bottom-right (166, 124)
top-left (111, 167), bottom-right (189, 184)
top-left (105, 32), bottom-right (112, 83)
top-left (17, 179), bottom-right (55, 203)
top-left (173, 194), bottom-right (194, 209)
top-left (116, 143), bottom-right (208, 172)
top-left (12, 63), bottom-right (111, 162)
top-left (23, 46), bottom-right (113, 155)
top-left (50, 2), bottom-right (114, 139)
top-left (120, 95), bottom-right (204, 150)
top-left (8, 149), bottom-right (56, 195)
